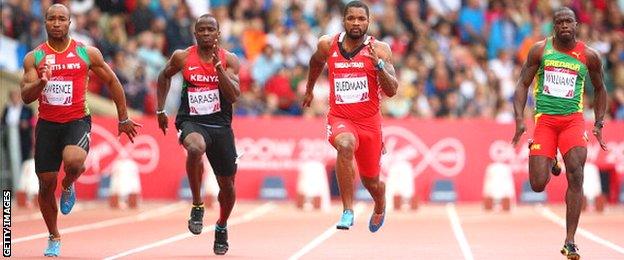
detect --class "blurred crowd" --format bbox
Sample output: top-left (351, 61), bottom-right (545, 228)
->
top-left (2, 0), bottom-right (624, 121)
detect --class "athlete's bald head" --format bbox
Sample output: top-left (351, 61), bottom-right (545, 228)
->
top-left (196, 14), bottom-right (219, 30)
top-left (44, 3), bottom-right (71, 41)
top-left (553, 7), bottom-right (577, 43)
top-left (46, 3), bottom-right (70, 19)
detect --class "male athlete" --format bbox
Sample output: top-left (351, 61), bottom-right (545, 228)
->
top-left (303, 0), bottom-right (398, 232)
top-left (157, 14), bottom-right (240, 255)
top-left (512, 7), bottom-right (608, 260)
top-left (20, 4), bottom-right (140, 257)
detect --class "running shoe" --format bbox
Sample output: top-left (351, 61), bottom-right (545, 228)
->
top-left (336, 209), bottom-right (354, 230)
top-left (43, 235), bottom-right (60, 257)
top-left (188, 205), bottom-right (204, 235)
top-left (214, 225), bottom-right (229, 255)
top-left (560, 243), bottom-right (580, 260)
top-left (60, 184), bottom-right (76, 215)
top-left (368, 209), bottom-right (386, 233)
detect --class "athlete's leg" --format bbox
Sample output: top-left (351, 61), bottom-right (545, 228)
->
top-left (562, 147), bottom-right (586, 244)
top-left (333, 132), bottom-right (357, 212)
top-left (215, 175), bottom-right (235, 226)
top-left (361, 176), bottom-right (385, 214)
top-left (528, 156), bottom-right (554, 192)
top-left (60, 146), bottom-right (87, 190)
top-left (37, 172), bottom-right (60, 238)
top-left (183, 133), bottom-right (206, 205)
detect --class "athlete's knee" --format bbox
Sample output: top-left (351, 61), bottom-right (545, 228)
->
top-left (185, 142), bottom-right (206, 157)
top-left (335, 137), bottom-right (355, 158)
top-left (63, 159), bottom-right (85, 174)
top-left (38, 174), bottom-right (57, 195)
top-left (566, 168), bottom-right (584, 191)
top-left (529, 178), bottom-right (547, 192)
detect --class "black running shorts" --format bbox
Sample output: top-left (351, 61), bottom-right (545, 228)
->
top-left (177, 121), bottom-right (237, 176)
top-left (34, 116), bottom-right (91, 173)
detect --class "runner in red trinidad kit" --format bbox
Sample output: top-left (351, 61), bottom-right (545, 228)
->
top-left (303, 0), bottom-right (398, 232)
top-left (157, 14), bottom-right (240, 255)
top-left (19, 4), bottom-right (140, 257)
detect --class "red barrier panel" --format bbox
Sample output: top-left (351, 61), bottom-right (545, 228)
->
top-left (74, 116), bottom-right (624, 202)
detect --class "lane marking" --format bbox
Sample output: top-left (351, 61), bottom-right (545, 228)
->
top-left (288, 203), bottom-right (366, 260)
top-left (446, 203), bottom-right (474, 260)
top-left (537, 205), bottom-right (624, 254)
top-left (13, 202), bottom-right (185, 243)
top-left (103, 202), bottom-right (276, 260)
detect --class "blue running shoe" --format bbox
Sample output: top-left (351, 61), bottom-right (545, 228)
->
top-left (60, 184), bottom-right (76, 215)
top-left (336, 209), bottom-right (354, 230)
top-left (44, 235), bottom-right (60, 257)
top-left (368, 209), bottom-right (386, 233)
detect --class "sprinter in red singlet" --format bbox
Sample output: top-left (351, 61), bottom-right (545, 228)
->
top-left (303, 0), bottom-right (398, 233)
top-left (156, 14), bottom-right (240, 255)
top-left (19, 4), bottom-right (140, 257)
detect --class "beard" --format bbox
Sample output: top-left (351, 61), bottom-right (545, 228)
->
top-left (346, 27), bottom-right (366, 40)
top-left (555, 31), bottom-right (575, 43)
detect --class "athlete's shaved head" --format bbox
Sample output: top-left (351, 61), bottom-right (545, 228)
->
top-left (45, 3), bottom-right (71, 41)
top-left (196, 14), bottom-right (219, 30)
top-left (46, 3), bottom-right (70, 19)
top-left (553, 7), bottom-right (577, 43)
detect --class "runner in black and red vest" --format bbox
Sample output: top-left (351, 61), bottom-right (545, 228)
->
top-left (156, 14), bottom-right (240, 256)
top-left (303, 0), bottom-right (398, 233)
top-left (19, 3), bottom-right (140, 257)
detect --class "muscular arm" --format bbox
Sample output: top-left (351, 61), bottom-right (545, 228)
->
top-left (216, 52), bottom-right (241, 103)
top-left (305, 35), bottom-right (331, 93)
top-left (374, 41), bottom-right (398, 97)
top-left (157, 50), bottom-right (185, 111)
top-left (513, 42), bottom-right (544, 123)
top-left (586, 48), bottom-right (607, 124)
top-left (88, 46), bottom-right (128, 121)
top-left (19, 52), bottom-right (46, 104)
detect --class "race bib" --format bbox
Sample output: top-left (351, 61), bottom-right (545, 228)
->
top-left (42, 81), bottom-right (73, 106)
top-left (543, 67), bottom-right (577, 99)
top-left (188, 87), bottom-right (220, 115)
top-left (334, 73), bottom-right (369, 104)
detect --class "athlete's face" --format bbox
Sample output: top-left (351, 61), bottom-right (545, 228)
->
top-left (45, 6), bottom-right (70, 40)
top-left (343, 7), bottom-right (369, 40)
top-left (553, 11), bottom-right (577, 43)
top-left (194, 18), bottom-right (219, 48)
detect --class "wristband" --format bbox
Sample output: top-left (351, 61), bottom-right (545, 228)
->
top-left (156, 109), bottom-right (167, 115)
top-left (594, 121), bottom-right (604, 129)
top-left (375, 59), bottom-right (385, 70)
top-left (119, 118), bottom-right (131, 125)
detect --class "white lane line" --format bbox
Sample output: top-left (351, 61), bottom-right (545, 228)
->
top-left (446, 203), bottom-right (474, 260)
top-left (288, 203), bottom-right (366, 260)
top-left (537, 205), bottom-right (624, 254)
top-left (13, 202), bottom-right (185, 243)
top-left (13, 203), bottom-right (99, 222)
top-left (103, 202), bottom-right (276, 260)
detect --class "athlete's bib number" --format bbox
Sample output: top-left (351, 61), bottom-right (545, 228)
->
top-left (43, 81), bottom-right (73, 106)
top-left (543, 67), bottom-right (577, 99)
top-left (334, 74), bottom-right (369, 104)
top-left (188, 87), bottom-right (220, 115)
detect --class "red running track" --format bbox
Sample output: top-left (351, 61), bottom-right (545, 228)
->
top-left (10, 201), bottom-right (624, 259)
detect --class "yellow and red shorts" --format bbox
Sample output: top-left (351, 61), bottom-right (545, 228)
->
top-left (529, 113), bottom-right (588, 159)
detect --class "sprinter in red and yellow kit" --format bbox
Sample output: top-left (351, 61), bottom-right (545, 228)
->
top-left (19, 4), bottom-right (140, 257)
top-left (303, 0), bottom-right (398, 233)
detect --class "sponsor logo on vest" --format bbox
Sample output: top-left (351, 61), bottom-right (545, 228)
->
top-left (334, 61), bottom-right (365, 69)
top-left (50, 63), bottom-right (82, 70)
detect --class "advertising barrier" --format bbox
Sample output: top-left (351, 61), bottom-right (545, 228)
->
top-left (74, 116), bottom-right (624, 202)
